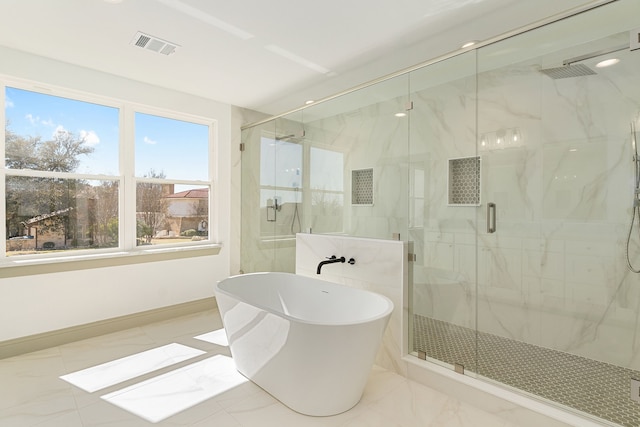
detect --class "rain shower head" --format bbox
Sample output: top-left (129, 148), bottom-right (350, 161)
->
top-left (539, 43), bottom-right (629, 80)
top-left (539, 63), bottom-right (596, 79)
top-left (275, 130), bottom-right (306, 141)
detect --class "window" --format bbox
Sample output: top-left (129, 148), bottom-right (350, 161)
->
top-left (135, 113), bottom-right (210, 246)
top-left (4, 87), bottom-right (120, 255)
top-left (6, 177), bottom-right (120, 253)
top-left (5, 87), bottom-right (120, 175)
top-left (3, 84), bottom-right (215, 260)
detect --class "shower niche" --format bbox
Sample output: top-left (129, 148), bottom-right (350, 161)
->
top-left (352, 168), bottom-right (374, 206)
top-left (447, 156), bottom-right (480, 206)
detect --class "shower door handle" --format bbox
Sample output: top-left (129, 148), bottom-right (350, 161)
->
top-left (487, 202), bottom-right (496, 234)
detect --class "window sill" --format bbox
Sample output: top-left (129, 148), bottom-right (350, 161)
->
top-left (0, 244), bottom-right (222, 278)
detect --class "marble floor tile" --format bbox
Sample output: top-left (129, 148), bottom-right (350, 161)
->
top-left (224, 391), bottom-right (364, 427)
top-left (0, 347), bottom-right (70, 411)
top-left (340, 410), bottom-right (404, 427)
top-left (58, 327), bottom-right (158, 372)
top-left (189, 409), bottom-right (241, 427)
top-left (0, 308), bottom-right (527, 427)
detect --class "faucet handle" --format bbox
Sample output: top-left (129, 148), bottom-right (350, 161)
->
top-left (347, 258), bottom-right (356, 265)
top-left (326, 255), bottom-right (337, 260)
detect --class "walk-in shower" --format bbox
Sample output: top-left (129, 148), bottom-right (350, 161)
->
top-left (240, 1), bottom-right (640, 425)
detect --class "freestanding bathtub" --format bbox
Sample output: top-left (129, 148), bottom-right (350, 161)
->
top-left (214, 272), bottom-right (393, 416)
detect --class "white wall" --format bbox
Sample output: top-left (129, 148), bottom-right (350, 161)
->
top-left (0, 46), bottom-right (233, 342)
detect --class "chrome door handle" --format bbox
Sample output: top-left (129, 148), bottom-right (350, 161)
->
top-left (487, 202), bottom-right (496, 233)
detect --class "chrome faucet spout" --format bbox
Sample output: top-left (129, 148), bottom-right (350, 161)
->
top-left (316, 256), bottom-right (345, 274)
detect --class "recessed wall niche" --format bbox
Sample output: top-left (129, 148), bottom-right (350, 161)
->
top-left (448, 156), bottom-right (480, 206)
top-left (352, 168), bottom-right (374, 206)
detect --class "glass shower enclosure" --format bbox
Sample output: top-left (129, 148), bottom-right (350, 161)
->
top-left (240, 1), bottom-right (640, 425)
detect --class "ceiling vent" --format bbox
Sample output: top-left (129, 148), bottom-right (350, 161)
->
top-left (131, 31), bottom-right (179, 56)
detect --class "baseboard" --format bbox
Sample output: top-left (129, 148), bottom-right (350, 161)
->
top-left (0, 297), bottom-right (217, 360)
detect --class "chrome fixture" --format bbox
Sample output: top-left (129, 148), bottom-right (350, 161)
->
top-left (539, 44), bottom-right (627, 79)
top-left (626, 122), bottom-right (640, 273)
top-left (486, 202), bottom-right (496, 234)
top-left (266, 196), bottom-right (281, 222)
top-left (275, 130), bottom-right (305, 141)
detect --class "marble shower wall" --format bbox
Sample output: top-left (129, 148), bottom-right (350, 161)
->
top-left (409, 39), bottom-right (640, 370)
top-left (240, 77), bottom-right (412, 271)
top-left (472, 59), bottom-right (640, 370)
top-left (301, 75), bottom-right (410, 241)
top-left (294, 38), bottom-right (640, 371)
top-left (296, 233), bottom-right (408, 376)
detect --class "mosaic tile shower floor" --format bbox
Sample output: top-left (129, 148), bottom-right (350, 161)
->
top-left (413, 315), bottom-right (640, 427)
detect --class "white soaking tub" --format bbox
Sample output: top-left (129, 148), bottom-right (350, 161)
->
top-left (214, 272), bottom-right (393, 416)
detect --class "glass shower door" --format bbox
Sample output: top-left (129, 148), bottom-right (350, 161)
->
top-left (475, 51), bottom-right (545, 386)
top-left (476, 0), bottom-right (640, 424)
top-left (408, 51), bottom-right (478, 373)
top-left (240, 115), bottom-right (304, 274)
top-left (240, 120), bottom-right (276, 273)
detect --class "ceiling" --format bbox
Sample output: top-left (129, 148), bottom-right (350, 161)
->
top-left (0, 0), bottom-right (604, 116)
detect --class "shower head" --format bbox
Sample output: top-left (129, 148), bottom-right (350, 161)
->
top-left (539, 63), bottom-right (596, 79)
top-left (539, 43), bottom-right (628, 80)
top-left (275, 130), bottom-right (306, 142)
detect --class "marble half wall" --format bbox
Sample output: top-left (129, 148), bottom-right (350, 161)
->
top-left (296, 233), bottom-right (408, 376)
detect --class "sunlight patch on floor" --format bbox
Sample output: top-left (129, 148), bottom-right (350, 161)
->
top-left (194, 328), bottom-right (229, 346)
top-left (101, 355), bottom-right (247, 423)
top-left (59, 343), bottom-right (205, 392)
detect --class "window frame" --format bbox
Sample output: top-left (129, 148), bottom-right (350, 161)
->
top-left (1, 78), bottom-right (219, 266)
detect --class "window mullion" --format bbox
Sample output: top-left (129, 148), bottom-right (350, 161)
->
top-left (121, 105), bottom-right (136, 250)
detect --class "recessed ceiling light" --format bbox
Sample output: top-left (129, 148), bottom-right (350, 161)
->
top-left (596, 58), bottom-right (620, 68)
top-left (305, 100), bottom-right (315, 105)
top-left (461, 41), bottom-right (478, 49)
top-left (395, 112), bottom-right (407, 118)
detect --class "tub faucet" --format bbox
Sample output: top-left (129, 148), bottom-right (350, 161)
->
top-left (317, 256), bottom-right (345, 274)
